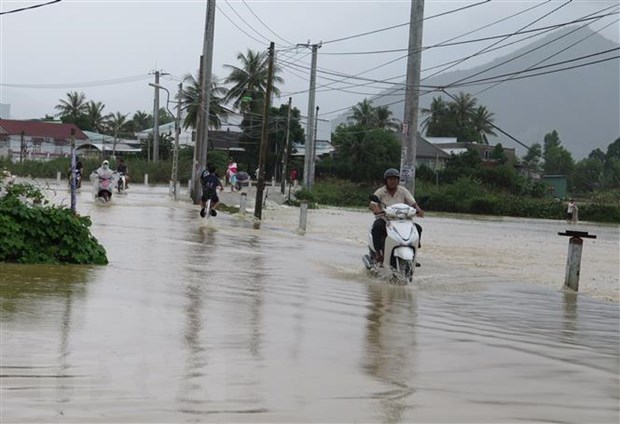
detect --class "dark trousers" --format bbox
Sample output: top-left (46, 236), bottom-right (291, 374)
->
top-left (371, 219), bottom-right (422, 254)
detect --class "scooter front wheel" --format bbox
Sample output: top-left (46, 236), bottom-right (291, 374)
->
top-left (393, 257), bottom-right (414, 284)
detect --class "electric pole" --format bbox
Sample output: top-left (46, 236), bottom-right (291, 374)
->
top-left (280, 97), bottom-right (292, 195)
top-left (191, 57), bottom-right (203, 202)
top-left (69, 128), bottom-right (77, 214)
top-left (192, 0), bottom-right (216, 204)
top-left (171, 82), bottom-right (183, 199)
top-left (309, 105), bottom-right (319, 185)
top-left (152, 70), bottom-right (160, 162)
top-left (255, 42), bottom-right (275, 221)
top-left (299, 41), bottom-right (321, 190)
top-left (401, 0), bottom-right (425, 194)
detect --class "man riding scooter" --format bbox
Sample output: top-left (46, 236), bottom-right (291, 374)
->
top-left (369, 168), bottom-right (424, 265)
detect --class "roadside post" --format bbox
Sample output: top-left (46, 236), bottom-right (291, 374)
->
top-left (558, 230), bottom-right (597, 291)
top-left (298, 200), bottom-right (308, 233)
top-left (240, 192), bottom-right (247, 216)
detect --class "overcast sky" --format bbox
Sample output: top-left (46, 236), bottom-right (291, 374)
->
top-left (1, 0), bottom-right (618, 138)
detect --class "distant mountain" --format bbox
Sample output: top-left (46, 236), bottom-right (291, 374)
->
top-left (332, 26), bottom-right (620, 159)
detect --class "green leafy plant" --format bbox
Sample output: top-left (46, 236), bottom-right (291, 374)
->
top-left (0, 181), bottom-right (108, 264)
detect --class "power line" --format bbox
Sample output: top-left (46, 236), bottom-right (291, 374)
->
top-left (442, 5), bottom-right (619, 89)
top-left (241, 0), bottom-right (295, 47)
top-left (423, 0), bottom-right (580, 81)
top-left (321, 1), bottom-right (553, 56)
top-left (322, 0), bottom-right (491, 45)
top-left (216, 3), bottom-right (267, 45)
top-left (443, 49), bottom-right (620, 88)
top-left (0, 74), bottom-right (152, 89)
top-left (223, 0), bottom-right (272, 44)
top-left (0, 0), bottom-right (60, 16)
top-left (473, 17), bottom-right (620, 96)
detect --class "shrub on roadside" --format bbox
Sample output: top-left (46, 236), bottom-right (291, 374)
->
top-left (0, 181), bottom-right (108, 264)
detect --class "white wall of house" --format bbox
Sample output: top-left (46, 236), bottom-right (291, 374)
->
top-left (0, 135), bottom-right (74, 161)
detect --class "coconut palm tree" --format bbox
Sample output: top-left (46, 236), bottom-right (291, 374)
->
top-left (223, 48), bottom-right (283, 112)
top-left (85, 101), bottom-right (106, 133)
top-left (54, 91), bottom-right (88, 121)
top-left (470, 106), bottom-right (496, 144)
top-left (375, 105), bottom-right (400, 131)
top-left (131, 111), bottom-right (151, 132)
top-left (421, 96), bottom-right (448, 135)
top-left (348, 99), bottom-right (376, 128)
top-left (181, 73), bottom-right (230, 131)
top-left (105, 112), bottom-right (129, 157)
top-left (450, 92), bottom-right (477, 127)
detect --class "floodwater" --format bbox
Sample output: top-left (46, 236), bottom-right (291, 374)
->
top-left (1, 181), bottom-right (619, 423)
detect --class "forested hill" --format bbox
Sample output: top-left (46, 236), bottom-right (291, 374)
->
top-left (333, 26), bottom-right (620, 159)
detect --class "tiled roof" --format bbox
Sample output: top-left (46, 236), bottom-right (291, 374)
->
top-left (0, 119), bottom-right (88, 140)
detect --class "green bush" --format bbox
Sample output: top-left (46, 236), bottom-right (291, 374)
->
top-left (0, 182), bottom-right (108, 264)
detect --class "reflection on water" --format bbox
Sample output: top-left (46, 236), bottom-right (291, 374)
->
top-left (363, 282), bottom-right (416, 423)
top-left (1, 184), bottom-right (618, 423)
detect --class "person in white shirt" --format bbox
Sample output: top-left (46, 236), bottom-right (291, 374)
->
top-left (369, 168), bottom-right (425, 264)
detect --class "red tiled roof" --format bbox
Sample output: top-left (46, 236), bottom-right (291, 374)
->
top-left (0, 119), bottom-right (88, 140)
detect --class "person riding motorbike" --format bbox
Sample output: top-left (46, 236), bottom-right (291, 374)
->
top-left (369, 168), bottom-right (424, 264)
top-left (200, 164), bottom-right (223, 217)
top-left (91, 160), bottom-right (116, 200)
top-left (116, 157), bottom-right (129, 189)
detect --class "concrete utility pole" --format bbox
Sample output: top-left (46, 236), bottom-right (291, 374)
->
top-left (192, 0), bottom-right (216, 204)
top-left (309, 105), bottom-right (319, 185)
top-left (171, 82), bottom-right (183, 199)
top-left (152, 70), bottom-right (160, 162)
top-left (400, 0), bottom-right (425, 194)
top-left (280, 97), bottom-right (292, 195)
top-left (191, 57), bottom-right (203, 203)
top-left (299, 41), bottom-right (321, 190)
top-left (255, 41), bottom-right (275, 221)
top-left (69, 128), bottom-right (77, 214)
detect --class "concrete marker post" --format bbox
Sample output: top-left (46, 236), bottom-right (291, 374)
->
top-left (144, 174), bottom-right (149, 185)
top-left (298, 200), bottom-right (308, 233)
top-left (558, 230), bottom-right (597, 292)
top-left (240, 192), bottom-right (247, 216)
top-left (56, 171), bottom-right (61, 183)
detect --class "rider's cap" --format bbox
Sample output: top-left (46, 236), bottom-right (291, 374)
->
top-left (102, 160), bottom-right (109, 166)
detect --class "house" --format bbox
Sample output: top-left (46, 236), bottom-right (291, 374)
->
top-left (78, 130), bottom-right (142, 157)
top-left (137, 124), bottom-right (245, 152)
top-left (0, 119), bottom-right (88, 161)
top-left (291, 140), bottom-right (335, 157)
top-left (416, 135), bottom-right (451, 170)
top-left (428, 137), bottom-right (517, 163)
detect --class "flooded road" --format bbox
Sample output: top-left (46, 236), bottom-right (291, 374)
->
top-left (1, 181), bottom-right (619, 423)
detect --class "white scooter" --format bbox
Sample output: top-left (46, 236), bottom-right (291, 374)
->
top-left (362, 195), bottom-right (420, 284)
top-left (90, 172), bottom-right (118, 203)
top-left (117, 173), bottom-right (127, 193)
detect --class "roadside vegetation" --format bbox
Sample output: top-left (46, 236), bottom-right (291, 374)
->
top-left (0, 181), bottom-right (108, 264)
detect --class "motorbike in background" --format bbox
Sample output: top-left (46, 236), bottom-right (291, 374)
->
top-left (117, 173), bottom-right (127, 193)
top-left (91, 172), bottom-right (118, 203)
top-left (362, 195), bottom-right (419, 284)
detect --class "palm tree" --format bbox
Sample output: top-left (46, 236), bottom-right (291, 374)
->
top-left (182, 73), bottom-right (230, 131)
top-left (132, 111), bottom-right (151, 132)
top-left (470, 106), bottom-right (496, 144)
top-left (421, 96), bottom-right (448, 136)
top-left (348, 99), bottom-right (376, 128)
top-left (450, 92), bottom-right (477, 127)
top-left (85, 101), bottom-right (106, 133)
top-left (223, 48), bottom-right (283, 112)
top-left (375, 106), bottom-right (400, 131)
top-left (105, 112), bottom-right (129, 157)
top-left (54, 91), bottom-right (88, 120)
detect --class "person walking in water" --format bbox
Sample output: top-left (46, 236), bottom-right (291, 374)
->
top-left (226, 157), bottom-right (238, 192)
top-left (566, 199), bottom-right (578, 224)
